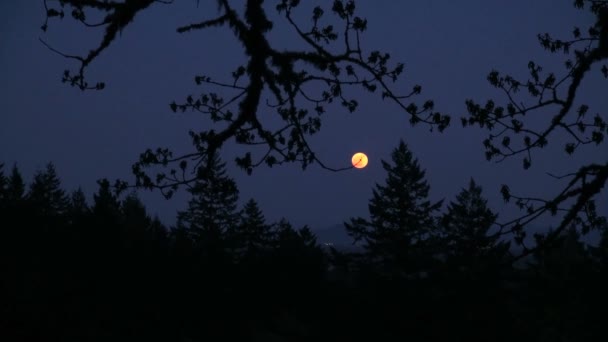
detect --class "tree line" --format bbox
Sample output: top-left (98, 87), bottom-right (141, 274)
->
top-left (2, 140), bottom-right (607, 340)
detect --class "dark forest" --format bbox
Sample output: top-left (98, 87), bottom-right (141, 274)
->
top-left (2, 149), bottom-right (607, 340)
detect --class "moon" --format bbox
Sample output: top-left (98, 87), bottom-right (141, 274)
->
top-left (351, 152), bottom-right (368, 169)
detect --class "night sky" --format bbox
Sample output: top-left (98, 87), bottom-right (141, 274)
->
top-left (1, 1), bottom-right (606, 231)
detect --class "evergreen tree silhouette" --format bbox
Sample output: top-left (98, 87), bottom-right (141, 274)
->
top-left (420, 180), bottom-right (514, 341)
top-left (27, 162), bottom-right (70, 219)
top-left (2, 165), bottom-right (27, 234)
top-left (230, 198), bottom-right (273, 260)
top-left (67, 187), bottom-right (90, 225)
top-left (6, 164), bottom-right (25, 203)
top-left (440, 178), bottom-right (510, 275)
top-left (91, 178), bottom-right (123, 251)
top-left (272, 218), bottom-right (326, 282)
top-left (122, 193), bottom-right (151, 230)
top-left (0, 164), bottom-right (27, 232)
top-left (345, 140), bottom-right (442, 276)
top-left (120, 192), bottom-right (153, 251)
top-left (92, 178), bottom-right (122, 225)
top-left (274, 219), bottom-right (319, 250)
top-left (176, 154), bottom-right (239, 243)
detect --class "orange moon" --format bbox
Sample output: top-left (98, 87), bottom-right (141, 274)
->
top-left (351, 152), bottom-right (368, 169)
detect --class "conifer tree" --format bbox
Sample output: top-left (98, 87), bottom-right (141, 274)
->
top-left (176, 154), bottom-right (239, 244)
top-left (92, 178), bottom-right (122, 227)
top-left (122, 193), bottom-right (151, 232)
top-left (120, 193), bottom-right (154, 251)
top-left (27, 163), bottom-right (70, 218)
top-left (230, 198), bottom-right (273, 258)
top-left (2, 165), bottom-right (27, 229)
top-left (272, 218), bottom-right (326, 281)
top-left (345, 140), bottom-right (442, 274)
top-left (65, 188), bottom-right (90, 230)
top-left (69, 188), bottom-right (90, 215)
top-left (440, 179), bottom-right (509, 273)
top-left (274, 219), bottom-right (318, 250)
top-left (6, 164), bottom-right (25, 203)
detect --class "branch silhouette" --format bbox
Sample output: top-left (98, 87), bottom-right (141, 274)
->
top-left (40, 0), bottom-right (448, 196)
top-left (466, 1), bottom-right (608, 250)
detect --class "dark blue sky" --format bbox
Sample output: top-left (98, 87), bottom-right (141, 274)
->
top-left (1, 1), bottom-right (606, 230)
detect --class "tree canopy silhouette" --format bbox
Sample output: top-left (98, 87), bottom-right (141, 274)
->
top-left (345, 140), bottom-right (442, 276)
top-left (40, 0), bottom-right (449, 193)
top-left (176, 153), bottom-right (240, 242)
top-left (440, 179), bottom-right (510, 275)
top-left (230, 198), bottom-right (273, 259)
top-left (6, 164), bottom-right (26, 203)
top-left (462, 1), bottom-right (608, 255)
top-left (28, 163), bottom-right (70, 219)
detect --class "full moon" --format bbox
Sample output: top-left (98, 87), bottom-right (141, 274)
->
top-left (351, 152), bottom-right (368, 169)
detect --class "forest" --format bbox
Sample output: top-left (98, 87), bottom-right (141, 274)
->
top-left (1, 0), bottom-right (607, 340)
top-left (2, 145), bottom-right (607, 340)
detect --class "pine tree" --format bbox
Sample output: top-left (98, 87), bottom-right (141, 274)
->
top-left (122, 193), bottom-right (151, 232)
top-left (120, 193), bottom-right (154, 250)
top-left (176, 154), bottom-right (239, 243)
top-left (274, 219), bottom-right (319, 250)
top-left (2, 165), bottom-right (27, 228)
top-left (92, 178), bottom-right (122, 227)
top-left (229, 198), bottom-right (273, 258)
top-left (272, 218), bottom-right (326, 281)
top-left (27, 163), bottom-right (70, 218)
top-left (440, 179), bottom-right (509, 273)
top-left (345, 140), bottom-right (442, 275)
top-left (69, 188), bottom-right (90, 216)
top-left (65, 188), bottom-right (91, 229)
top-left (6, 164), bottom-right (25, 203)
